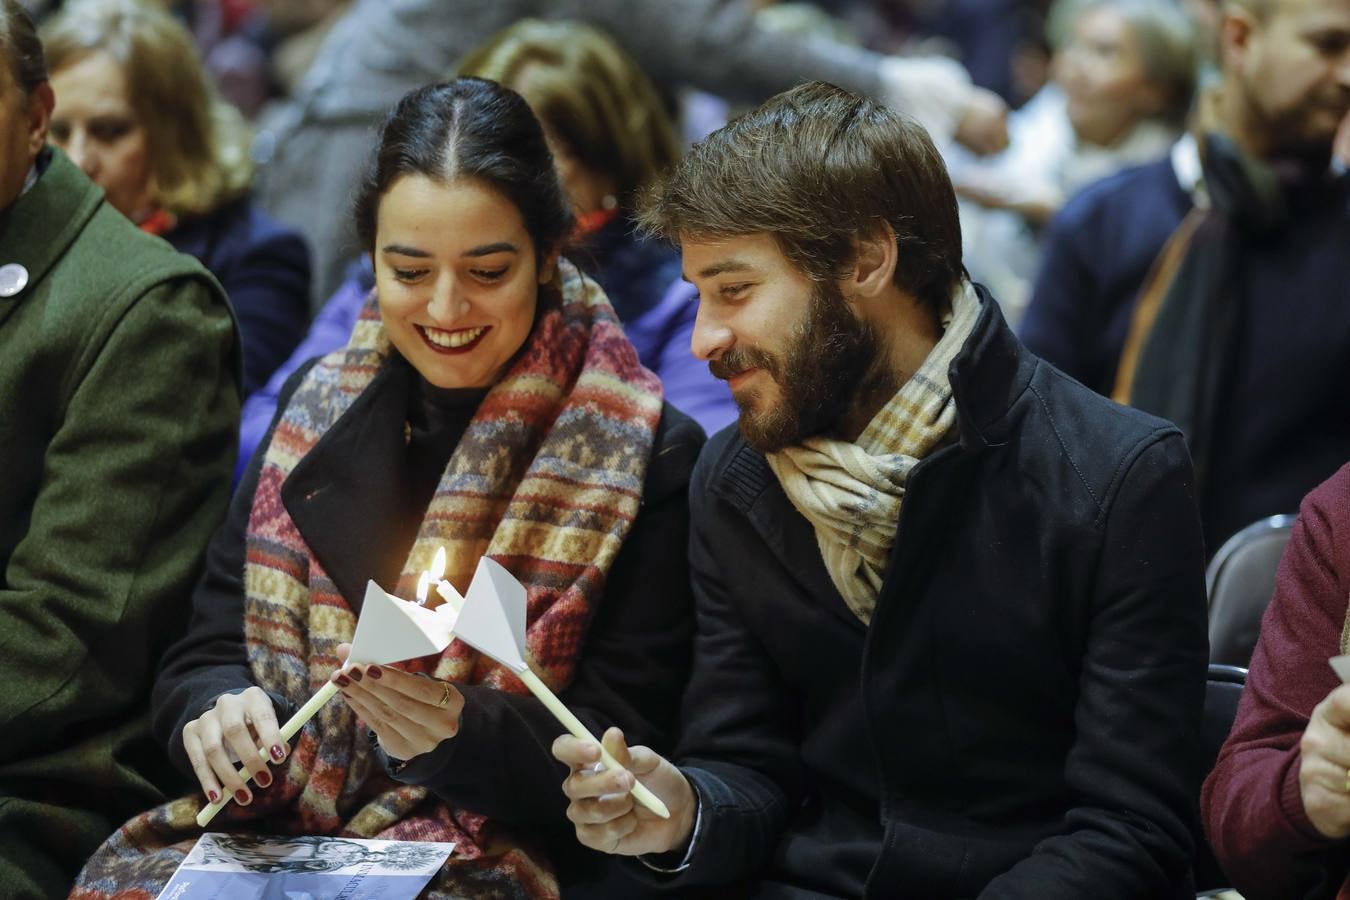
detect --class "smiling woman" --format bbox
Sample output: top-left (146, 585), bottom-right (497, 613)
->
top-left (73, 77), bottom-right (703, 900)
top-left (374, 175), bottom-right (548, 389)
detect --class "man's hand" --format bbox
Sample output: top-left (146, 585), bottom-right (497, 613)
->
top-left (878, 56), bottom-right (1008, 155)
top-left (1300, 684), bottom-right (1350, 838)
top-left (553, 727), bottom-right (697, 857)
top-left (954, 87), bottom-right (1010, 156)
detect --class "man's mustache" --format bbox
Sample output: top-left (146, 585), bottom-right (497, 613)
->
top-left (709, 348), bottom-right (778, 382)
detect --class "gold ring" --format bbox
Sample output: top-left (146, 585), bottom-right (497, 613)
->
top-left (436, 681), bottom-right (451, 709)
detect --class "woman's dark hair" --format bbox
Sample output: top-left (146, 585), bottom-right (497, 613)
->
top-left (354, 77), bottom-right (574, 259)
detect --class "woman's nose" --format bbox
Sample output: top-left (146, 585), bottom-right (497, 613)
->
top-left (426, 275), bottom-right (470, 322)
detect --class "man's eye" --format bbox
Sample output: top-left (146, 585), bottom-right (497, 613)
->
top-left (472, 267), bottom-right (508, 282)
top-left (721, 283), bottom-right (750, 298)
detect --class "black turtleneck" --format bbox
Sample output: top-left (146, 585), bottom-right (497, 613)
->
top-left (403, 365), bottom-right (488, 517)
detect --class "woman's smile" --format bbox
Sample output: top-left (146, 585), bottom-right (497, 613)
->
top-left (416, 324), bottom-right (492, 354)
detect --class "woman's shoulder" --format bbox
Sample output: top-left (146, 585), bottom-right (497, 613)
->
top-left (641, 403), bottom-right (707, 504)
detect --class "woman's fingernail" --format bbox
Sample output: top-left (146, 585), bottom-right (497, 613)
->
top-left (235, 789), bottom-right (251, 805)
top-left (255, 770), bottom-right (272, 788)
top-left (368, 666), bottom-right (382, 679)
top-left (270, 744), bottom-right (286, 761)
top-left (341, 691), bottom-right (352, 699)
top-left (335, 674), bottom-right (350, 687)
top-left (207, 790), bottom-right (219, 803)
top-left (349, 669), bottom-right (363, 682)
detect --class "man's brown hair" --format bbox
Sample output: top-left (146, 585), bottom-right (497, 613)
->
top-left (638, 80), bottom-right (966, 315)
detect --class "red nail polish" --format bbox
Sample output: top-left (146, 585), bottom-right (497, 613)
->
top-left (368, 666), bottom-right (382, 679)
top-left (235, 789), bottom-right (251, 805)
top-left (335, 674), bottom-right (350, 687)
top-left (257, 770), bottom-right (273, 787)
top-left (270, 744), bottom-right (286, 761)
top-left (349, 669), bottom-right (363, 682)
top-left (207, 790), bottom-right (219, 803)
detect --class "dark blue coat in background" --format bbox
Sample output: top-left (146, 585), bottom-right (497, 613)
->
top-left (634, 291), bottom-right (1209, 898)
top-left (1020, 157), bottom-right (1350, 554)
top-left (166, 199), bottom-right (310, 397)
top-left (1019, 157), bottom-right (1188, 398)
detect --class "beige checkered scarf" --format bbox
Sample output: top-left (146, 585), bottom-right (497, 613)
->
top-left (766, 282), bottom-right (980, 623)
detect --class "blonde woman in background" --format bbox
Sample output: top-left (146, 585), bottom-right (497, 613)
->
top-left (43, 0), bottom-right (309, 400)
top-left (459, 18), bottom-right (735, 433)
top-left (952, 0), bottom-right (1198, 325)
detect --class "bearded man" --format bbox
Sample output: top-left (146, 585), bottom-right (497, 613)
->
top-left (552, 81), bottom-right (1210, 899)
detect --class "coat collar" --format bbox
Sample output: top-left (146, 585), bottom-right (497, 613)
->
top-left (0, 148), bottom-right (105, 329)
top-left (709, 286), bottom-right (1034, 626)
top-left (947, 284), bottom-right (1037, 451)
top-left (280, 359), bottom-right (417, 611)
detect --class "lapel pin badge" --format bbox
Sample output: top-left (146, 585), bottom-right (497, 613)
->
top-left (0, 263), bottom-right (29, 298)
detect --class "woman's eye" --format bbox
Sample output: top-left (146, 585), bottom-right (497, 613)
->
top-left (393, 268), bottom-right (428, 282)
top-left (89, 119), bottom-right (133, 143)
top-left (472, 267), bottom-right (508, 282)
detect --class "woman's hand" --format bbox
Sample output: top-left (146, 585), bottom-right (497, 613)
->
top-left (182, 686), bottom-right (288, 807)
top-left (1301, 684), bottom-right (1350, 838)
top-left (332, 643), bottom-right (464, 761)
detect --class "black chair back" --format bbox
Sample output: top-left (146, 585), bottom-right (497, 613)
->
top-left (1206, 515), bottom-right (1296, 667)
top-left (1194, 663), bottom-right (1247, 897)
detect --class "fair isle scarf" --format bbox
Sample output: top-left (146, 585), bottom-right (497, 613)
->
top-left (766, 282), bottom-right (980, 624)
top-left (71, 258), bottom-right (663, 900)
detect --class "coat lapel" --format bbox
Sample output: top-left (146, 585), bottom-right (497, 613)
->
top-left (0, 149), bottom-right (104, 332)
top-left (281, 360), bottom-right (417, 611)
top-left (717, 442), bottom-right (866, 633)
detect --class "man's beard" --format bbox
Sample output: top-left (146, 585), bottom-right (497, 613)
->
top-left (710, 281), bottom-right (891, 453)
top-left (1244, 72), bottom-right (1350, 165)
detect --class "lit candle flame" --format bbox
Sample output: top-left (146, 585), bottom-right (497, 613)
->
top-left (416, 547), bottom-right (449, 606)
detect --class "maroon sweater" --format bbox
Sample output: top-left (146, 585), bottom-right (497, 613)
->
top-left (1202, 462), bottom-right (1350, 900)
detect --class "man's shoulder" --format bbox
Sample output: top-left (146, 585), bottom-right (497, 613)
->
top-left (643, 403), bottom-right (707, 505)
top-left (1051, 157), bottom-right (1181, 234)
top-left (1017, 359), bottom-right (1187, 515)
top-left (72, 202), bottom-right (221, 293)
top-left (38, 203), bottom-right (232, 363)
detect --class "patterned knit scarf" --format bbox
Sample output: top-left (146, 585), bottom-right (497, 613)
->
top-left (72, 258), bottom-right (663, 900)
top-left (766, 282), bottom-right (980, 624)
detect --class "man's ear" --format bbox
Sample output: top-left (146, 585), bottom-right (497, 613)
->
top-left (848, 222), bottom-right (898, 300)
top-left (1219, 6), bottom-right (1256, 73)
top-left (27, 82), bottom-right (54, 157)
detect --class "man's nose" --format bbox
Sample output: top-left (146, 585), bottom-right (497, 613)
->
top-left (690, 302), bottom-right (733, 362)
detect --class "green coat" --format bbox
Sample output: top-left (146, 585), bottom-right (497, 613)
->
top-left (0, 149), bottom-right (241, 898)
